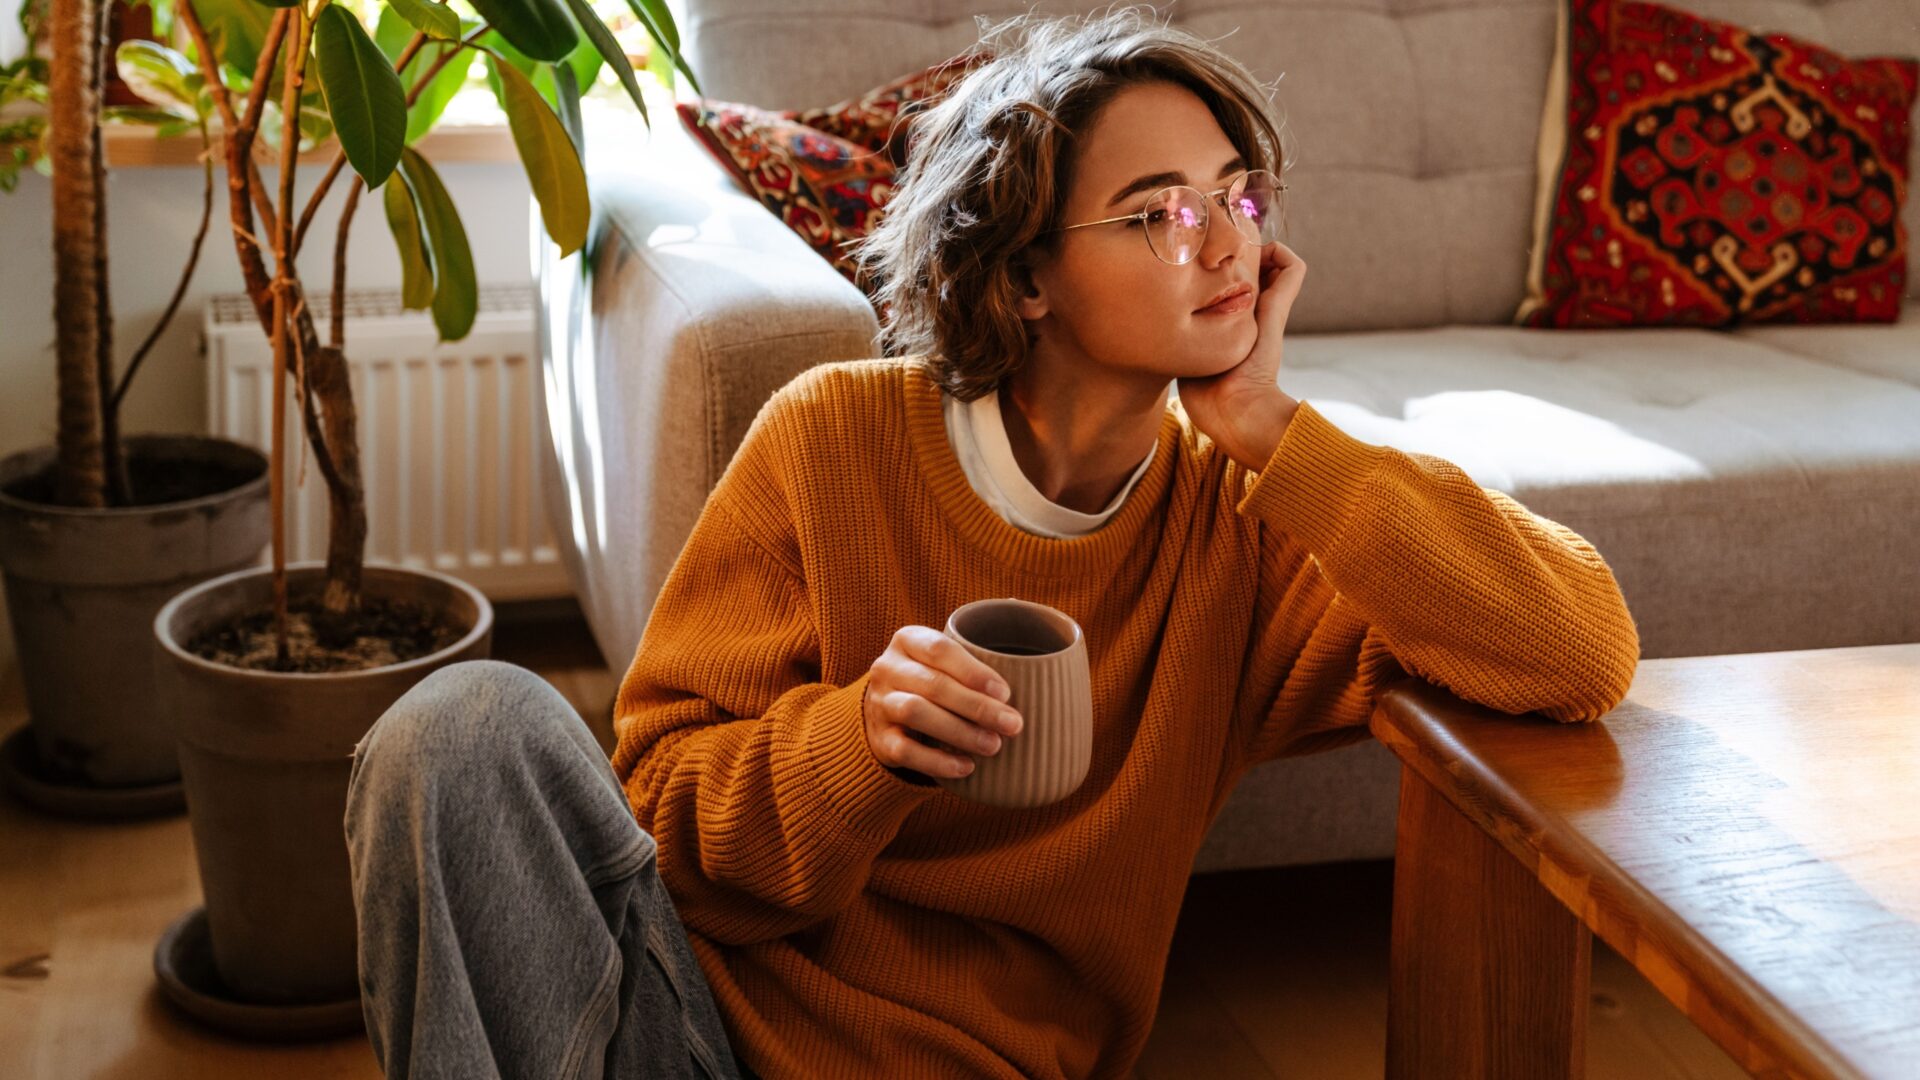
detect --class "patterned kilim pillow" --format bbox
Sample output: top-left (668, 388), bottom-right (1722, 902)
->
top-left (790, 51), bottom-right (993, 167)
top-left (675, 51), bottom-right (992, 293)
top-left (1516, 0), bottom-right (1917, 328)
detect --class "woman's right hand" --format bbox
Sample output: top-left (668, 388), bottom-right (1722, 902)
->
top-left (863, 626), bottom-right (1025, 779)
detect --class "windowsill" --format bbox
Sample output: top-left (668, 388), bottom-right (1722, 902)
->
top-left (101, 120), bottom-right (519, 168)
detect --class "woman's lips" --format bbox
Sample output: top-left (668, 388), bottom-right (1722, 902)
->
top-left (1195, 287), bottom-right (1254, 315)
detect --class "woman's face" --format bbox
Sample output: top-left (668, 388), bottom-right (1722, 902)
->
top-left (1018, 80), bottom-right (1262, 383)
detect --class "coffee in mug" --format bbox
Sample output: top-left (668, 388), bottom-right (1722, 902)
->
top-left (940, 598), bottom-right (1093, 808)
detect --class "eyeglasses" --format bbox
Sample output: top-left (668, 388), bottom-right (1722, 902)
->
top-left (1050, 168), bottom-right (1288, 265)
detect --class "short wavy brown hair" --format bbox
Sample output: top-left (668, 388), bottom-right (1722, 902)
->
top-left (844, 4), bottom-right (1292, 402)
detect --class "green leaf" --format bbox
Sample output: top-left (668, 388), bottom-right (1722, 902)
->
top-left (250, 0), bottom-right (303, 9)
top-left (399, 147), bottom-right (477, 340)
top-left (621, 0), bottom-right (697, 96)
top-left (255, 99), bottom-right (328, 153)
top-left (383, 0), bottom-right (459, 41)
top-left (115, 40), bottom-right (200, 118)
top-left (466, 0), bottom-right (577, 62)
top-left (314, 4), bottom-right (407, 187)
top-left (1, 66), bottom-right (51, 107)
top-left (490, 56), bottom-right (587, 255)
top-left (374, 7), bottom-right (473, 143)
top-left (405, 44), bottom-right (471, 143)
top-left (555, 0), bottom-right (645, 124)
top-left (382, 173), bottom-right (435, 310)
top-left (557, 31), bottom-right (602, 94)
top-left (552, 56), bottom-right (583, 155)
top-left (298, 102), bottom-right (334, 148)
top-left (641, 29), bottom-right (672, 92)
top-left (480, 29), bottom-right (536, 106)
top-left (482, 29), bottom-right (597, 111)
top-left (186, 0), bottom-right (271, 75)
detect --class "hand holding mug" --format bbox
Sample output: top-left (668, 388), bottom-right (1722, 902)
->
top-left (863, 626), bottom-right (1025, 781)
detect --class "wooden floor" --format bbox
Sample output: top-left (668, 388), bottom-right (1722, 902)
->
top-left (0, 602), bottom-right (1745, 1079)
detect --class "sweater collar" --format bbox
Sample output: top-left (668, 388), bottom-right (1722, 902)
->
top-left (901, 357), bottom-right (1182, 576)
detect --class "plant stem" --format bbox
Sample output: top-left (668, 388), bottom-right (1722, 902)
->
top-left (330, 179), bottom-right (362, 349)
top-left (89, 0), bottom-right (128, 506)
top-left (180, 0), bottom-right (354, 567)
top-left (111, 125), bottom-right (215, 414)
top-left (179, 2), bottom-right (304, 441)
top-left (291, 154), bottom-right (347, 257)
top-left (177, 1), bottom-right (283, 311)
top-left (179, 0), bottom-right (373, 632)
top-left (268, 5), bottom-right (310, 666)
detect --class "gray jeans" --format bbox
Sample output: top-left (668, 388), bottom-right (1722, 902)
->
top-left (345, 659), bottom-right (754, 1080)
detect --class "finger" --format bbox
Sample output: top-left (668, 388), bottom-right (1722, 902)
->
top-left (1259, 241), bottom-right (1307, 308)
top-left (882, 670), bottom-right (1010, 755)
top-left (901, 627), bottom-right (1014, 704)
top-left (902, 652), bottom-right (1023, 739)
top-left (881, 722), bottom-right (975, 778)
top-left (1262, 240), bottom-right (1305, 276)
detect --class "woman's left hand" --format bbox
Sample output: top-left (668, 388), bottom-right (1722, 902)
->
top-left (1177, 239), bottom-right (1308, 470)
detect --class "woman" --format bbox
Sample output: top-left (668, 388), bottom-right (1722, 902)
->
top-left (345, 7), bottom-right (1641, 1079)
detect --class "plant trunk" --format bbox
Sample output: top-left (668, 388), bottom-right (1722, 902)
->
top-left (47, 0), bottom-right (108, 509)
top-left (306, 343), bottom-right (367, 616)
top-left (90, 0), bottom-right (130, 506)
top-left (208, 12), bottom-right (366, 621)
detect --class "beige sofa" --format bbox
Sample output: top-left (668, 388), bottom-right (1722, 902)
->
top-left (537, 0), bottom-right (1920, 874)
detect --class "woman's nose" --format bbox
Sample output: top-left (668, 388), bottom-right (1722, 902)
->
top-left (1198, 205), bottom-right (1245, 268)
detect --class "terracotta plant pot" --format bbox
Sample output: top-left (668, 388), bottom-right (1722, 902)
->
top-left (0, 435), bottom-right (269, 811)
top-left (153, 562), bottom-right (492, 1009)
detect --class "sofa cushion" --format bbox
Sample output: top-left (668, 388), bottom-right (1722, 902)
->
top-left (1269, 298), bottom-right (1920, 659)
top-left (1517, 0), bottom-right (1918, 328)
top-left (673, 52), bottom-right (988, 292)
top-left (674, 100), bottom-right (896, 291)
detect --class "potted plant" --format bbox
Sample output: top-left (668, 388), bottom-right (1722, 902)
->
top-left (0, 0), bottom-right (271, 820)
top-left (137, 0), bottom-right (695, 1040)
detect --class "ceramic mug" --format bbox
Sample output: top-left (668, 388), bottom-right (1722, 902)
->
top-left (939, 598), bottom-right (1093, 808)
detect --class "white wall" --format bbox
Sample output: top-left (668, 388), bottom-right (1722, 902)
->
top-left (0, 154), bottom-right (536, 683)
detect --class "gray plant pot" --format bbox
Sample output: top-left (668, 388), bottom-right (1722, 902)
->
top-left (0, 436), bottom-right (270, 797)
top-left (153, 561), bottom-right (493, 1007)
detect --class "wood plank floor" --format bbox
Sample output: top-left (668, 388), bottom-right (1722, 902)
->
top-left (0, 602), bottom-right (1744, 1078)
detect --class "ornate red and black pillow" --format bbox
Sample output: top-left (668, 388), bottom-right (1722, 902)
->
top-left (1516, 0), bottom-right (1917, 328)
top-left (675, 51), bottom-right (993, 293)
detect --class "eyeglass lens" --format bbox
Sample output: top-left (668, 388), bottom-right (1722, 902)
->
top-left (1144, 171), bottom-right (1285, 265)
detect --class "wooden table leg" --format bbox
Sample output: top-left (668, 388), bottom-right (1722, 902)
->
top-left (1386, 766), bottom-right (1591, 1079)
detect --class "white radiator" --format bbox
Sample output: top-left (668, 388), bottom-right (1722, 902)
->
top-left (203, 285), bottom-right (573, 601)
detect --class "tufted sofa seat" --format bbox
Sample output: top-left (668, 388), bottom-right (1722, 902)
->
top-left (538, 0), bottom-right (1920, 873)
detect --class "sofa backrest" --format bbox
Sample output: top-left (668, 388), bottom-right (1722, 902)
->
top-left (681, 0), bottom-right (1919, 333)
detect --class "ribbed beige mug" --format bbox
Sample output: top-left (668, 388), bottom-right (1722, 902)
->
top-left (939, 598), bottom-right (1093, 808)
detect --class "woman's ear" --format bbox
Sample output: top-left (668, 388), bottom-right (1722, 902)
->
top-left (1013, 259), bottom-right (1050, 321)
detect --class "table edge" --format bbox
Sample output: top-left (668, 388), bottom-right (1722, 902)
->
top-left (1369, 682), bottom-right (1864, 1080)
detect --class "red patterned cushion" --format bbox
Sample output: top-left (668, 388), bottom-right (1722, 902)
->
top-left (790, 52), bottom-right (993, 167)
top-left (675, 52), bottom-right (992, 293)
top-left (1516, 0), bottom-right (1917, 328)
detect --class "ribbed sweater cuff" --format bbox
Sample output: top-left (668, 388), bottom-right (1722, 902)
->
top-left (1236, 400), bottom-right (1391, 558)
top-left (801, 673), bottom-right (939, 841)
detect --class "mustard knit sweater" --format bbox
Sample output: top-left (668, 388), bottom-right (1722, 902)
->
top-left (610, 356), bottom-right (1640, 1079)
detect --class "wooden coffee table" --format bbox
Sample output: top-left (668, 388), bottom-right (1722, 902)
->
top-left (1369, 643), bottom-right (1920, 1079)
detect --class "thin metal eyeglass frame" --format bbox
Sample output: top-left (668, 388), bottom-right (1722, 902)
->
top-left (1048, 169), bottom-right (1289, 264)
